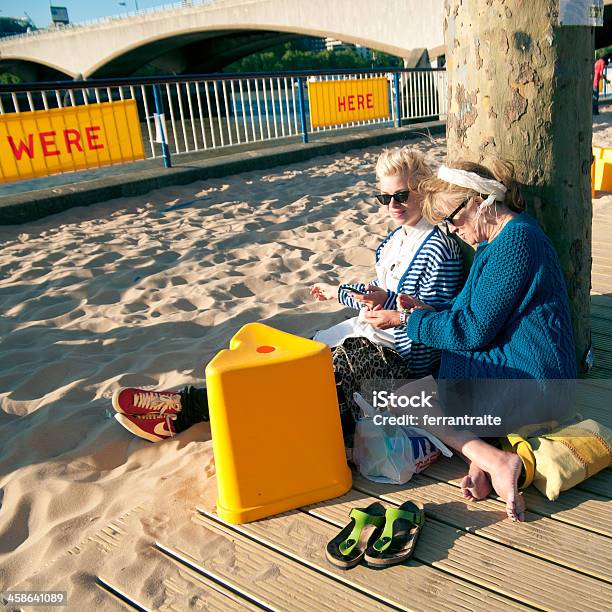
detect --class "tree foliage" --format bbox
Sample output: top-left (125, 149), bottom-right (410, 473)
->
top-left (223, 41), bottom-right (402, 73)
top-left (596, 45), bottom-right (612, 60)
top-left (0, 72), bottom-right (21, 84)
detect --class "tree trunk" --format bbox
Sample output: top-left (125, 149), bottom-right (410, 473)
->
top-left (444, 0), bottom-right (593, 372)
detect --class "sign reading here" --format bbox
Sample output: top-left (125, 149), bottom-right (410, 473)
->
top-left (308, 77), bottom-right (390, 129)
top-left (0, 99), bottom-right (145, 183)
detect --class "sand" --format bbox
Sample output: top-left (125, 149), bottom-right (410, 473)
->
top-left (0, 131), bottom-right (446, 606)
top-left (1, 109), bottom-right (610, 607)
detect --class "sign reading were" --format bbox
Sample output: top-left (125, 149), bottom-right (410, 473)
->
top-left (558, 0), bottom-right (604, 26)
top-left (308, 77), bottom-right (390, 129)
top-left (0, 99), bottom-right (145, 183)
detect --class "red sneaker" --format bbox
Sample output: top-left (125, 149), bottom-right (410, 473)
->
top-left (112, 387), bottom-right (182, 416)
top-left (114, 412), bottom-right (178, 442)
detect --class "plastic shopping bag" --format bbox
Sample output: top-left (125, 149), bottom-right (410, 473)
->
top-left (352, 392), bottom-right (453, 485)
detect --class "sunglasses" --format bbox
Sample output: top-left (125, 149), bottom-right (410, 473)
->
top-left (443, 197), bottom-right (471, 232)
top-left (375, 190), bottom-right (411, 206)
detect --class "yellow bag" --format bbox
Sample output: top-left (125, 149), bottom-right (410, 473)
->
top-left (528, 420), bottom-right (612, 501)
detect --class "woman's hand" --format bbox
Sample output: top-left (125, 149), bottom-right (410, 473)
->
top-left (397, 294), bottom-right (435, 313)
top-left (362, 309), bottom-right (401, 330)
top-left (310, 283), bottom-right (338, 301)
top-left (353, 284), bottom-right (388, 310)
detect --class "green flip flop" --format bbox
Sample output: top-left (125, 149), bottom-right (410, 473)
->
top-left (364, 501), bottom-right (424, 567)
top-left (325, 502), bottom-right (386, 569)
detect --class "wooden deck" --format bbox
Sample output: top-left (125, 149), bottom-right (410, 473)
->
top-left (97, 210), bottom-right (612, 612)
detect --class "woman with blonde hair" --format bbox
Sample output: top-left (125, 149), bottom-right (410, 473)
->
top-left (366, 158), bottom-right (577, 520)
top-left (311, 146), bottom-right (464, 446)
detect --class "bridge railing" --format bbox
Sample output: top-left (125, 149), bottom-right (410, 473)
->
top-left (0, 1), bottom-right (218, 42)
top-left (0, 68), bottom-right (446, 179)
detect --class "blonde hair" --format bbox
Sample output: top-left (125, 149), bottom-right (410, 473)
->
top-left (419, 159), bottom-right (525, 224)
top-left (375, 146), bottom-right (433, 191)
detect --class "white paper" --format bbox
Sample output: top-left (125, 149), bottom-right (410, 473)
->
top-left (559, 0), bottom-right (604, 26)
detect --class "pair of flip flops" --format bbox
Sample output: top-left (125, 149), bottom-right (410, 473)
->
top-left (326, 501), bottom-right (424, 569)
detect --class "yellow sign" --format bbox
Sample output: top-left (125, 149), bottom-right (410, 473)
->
top-left (0, 99), bottom-right (144, 183)
top-left (308, 77), bottom-right (390, 129)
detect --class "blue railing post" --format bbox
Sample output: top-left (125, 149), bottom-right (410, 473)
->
top-left (297, 77), bottom-right (308, 143)
top-left (393, 72), bottom-right (401, 128)
top-left (152, 84), bottom-right (172, 168)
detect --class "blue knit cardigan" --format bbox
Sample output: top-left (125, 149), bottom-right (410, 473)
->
top-left (338, 226), bottom-right (463, 376)
top-left (406, 213), bottom-right (577, 379)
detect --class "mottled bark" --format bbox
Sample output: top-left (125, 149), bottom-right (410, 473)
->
top-left (444, 0), bottom-right (593, 371)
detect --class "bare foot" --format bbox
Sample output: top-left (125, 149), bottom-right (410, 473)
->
top-left (487, 452), bottom-right (525, 522)
top-left (460, 463), bottom-right (492, 501)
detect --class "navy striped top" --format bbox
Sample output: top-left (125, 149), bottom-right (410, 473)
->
top-left (338, 226), bottom-right (464, 376)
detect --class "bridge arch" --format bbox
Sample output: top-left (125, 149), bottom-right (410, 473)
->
top-left (87, 28), bottom-right (315, 77)
top-left (0, 58), bottom-right (72, 82)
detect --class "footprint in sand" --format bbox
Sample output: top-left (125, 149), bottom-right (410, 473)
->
top-left (141, 513), bottom-right (170, 538)
top-left (82, 252), bottom-right (122, 269)
top-left (229, 284), bottom-right (254, 298)
top-left (172, 299), bottom-right (197, 312)
top-left (87, 289), bottom-right (121, 306)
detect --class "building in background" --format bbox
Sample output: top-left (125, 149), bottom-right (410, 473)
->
top-left (324, 38), bottom-right (371, 59)
top-left (299, 36), bottom-right (326, 52)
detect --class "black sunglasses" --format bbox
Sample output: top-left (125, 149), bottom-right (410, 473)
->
top-left (443, 197), bottom-right (471, 231)
top-left (375, 190), bottom-right (411, 206)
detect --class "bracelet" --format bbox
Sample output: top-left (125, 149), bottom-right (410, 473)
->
top-left (398, 309), bottom-right (410, 326)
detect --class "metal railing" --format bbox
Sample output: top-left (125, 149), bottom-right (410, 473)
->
top-left (0, 68), bottom-right (446, 177)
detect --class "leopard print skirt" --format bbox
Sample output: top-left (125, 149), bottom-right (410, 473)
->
top-left (332, 337), bottom-right (413, 446)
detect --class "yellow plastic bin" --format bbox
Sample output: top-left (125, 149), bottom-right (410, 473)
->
top-left (205, 322), bottom-right (352, 524)
top-left (593, 146), bottom-right (612, 194)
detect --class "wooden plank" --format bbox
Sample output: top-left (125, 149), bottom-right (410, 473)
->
top-left (591, 307), bottom-right (612, 323)
top-left (591, 270), bottom-right (612, 281)
top-left (575, 470), bottom-right (612, 498)
top-left (95, 578), bottom-right (148, 611)
top-left (155, 511), bottom-right (394, 611)
top-left (194, 506), bottom-right (528, 612)
top-left (591, 262), bottom-right (612, 275)
top-left (593, 275), bottom-right (612, 289)
top-left (591, 293), bottom-right (612, 309)
top-left (592, 280), bottom-right (612, 293)
top-left (349, 473), bottom-right (612, 582)
top-left (592, 322), bottom-right (612, 339)
top-left (575, 403), bottom-right (612, 428)
top-left (304, 488), bottom-right (612, 611)
top-left (591, 262), bottom-right (612, 272)
top-left (574, 390), bottom-right (612, 426)
top-left (593, 324), bottom-right (612, 343)
top-left (580, 378), bottom-right (612, 393)
top-left (588, 348), bottom-right (612, 370)
top-left (586, 367), bottom-right (612, 379)
top-left (422, 456), bottom-right (612, 535)
top-left (97, 544), bottom-right (261, 612)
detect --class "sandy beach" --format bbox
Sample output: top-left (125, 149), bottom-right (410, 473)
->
top-left (1, 109), bottom-right (611, 606)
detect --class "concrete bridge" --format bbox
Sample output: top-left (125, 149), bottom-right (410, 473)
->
top-left (0, 0), bottom-right (444, 81)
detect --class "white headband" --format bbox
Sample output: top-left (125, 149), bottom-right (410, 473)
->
top-left (437, 166), bottom-right (507, 201)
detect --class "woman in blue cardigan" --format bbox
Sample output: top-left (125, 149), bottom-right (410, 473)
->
top-left (366, 159), bottom-right (577, 521)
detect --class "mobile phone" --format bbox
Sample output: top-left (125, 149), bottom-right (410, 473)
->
top-left (340, 284), bottom-right (368, 295)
